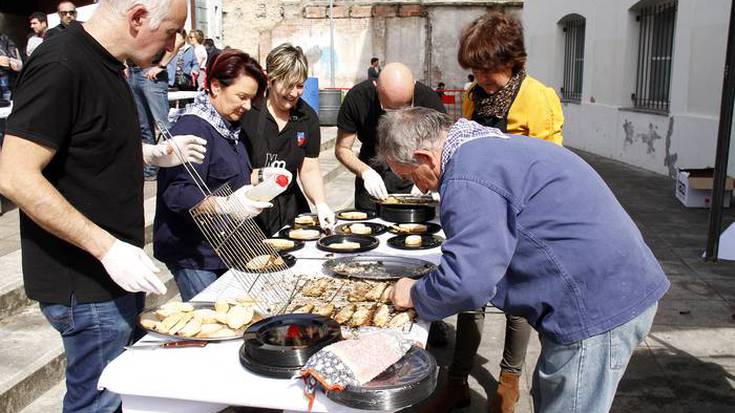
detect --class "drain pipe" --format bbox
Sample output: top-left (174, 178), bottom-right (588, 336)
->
top-left (705, 0), bottom-right (735, 261)
top-left (329, 0), bottom-right (335, 87)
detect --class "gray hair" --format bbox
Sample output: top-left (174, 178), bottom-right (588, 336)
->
top-left (100, 0), bottom-right (171, 29)
top-left (376, 107), bottom-right (454, 165)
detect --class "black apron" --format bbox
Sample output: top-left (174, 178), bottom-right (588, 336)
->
top-left (251, 105), bottom-right (311, 236)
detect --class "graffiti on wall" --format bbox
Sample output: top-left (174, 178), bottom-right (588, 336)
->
top-left (622, 118), bottom-right (678, 177)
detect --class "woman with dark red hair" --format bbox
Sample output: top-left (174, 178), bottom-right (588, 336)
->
top-left (153, 49), bottom-right (272, 301)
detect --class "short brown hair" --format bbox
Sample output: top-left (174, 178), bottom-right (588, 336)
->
top-left (458, 10), bottom-right (526, 74)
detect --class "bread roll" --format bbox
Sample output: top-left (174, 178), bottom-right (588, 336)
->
top-left (214, 300), bottom-right (229, 314)
top-left (399, 223), bottom-right (428, 233)
top-left (210, 327), bottom-right (236, 338)
top-left (349, 223), bottom-right (371, 234)
top-left (227, 305), bottom-right (255, 329)
top-left (193, 309), bottom-right (218, 324)
top-left (405, 235), bottom-right (422, 246)
top-left (339, 211), bottom-right (368, 220)
top-left (329, 241), bottom-right (361, 250)
top-left (294, 215), bottom-right (317, 225)
top-left (289, 228), bottom-right (321, 240)
top-left (263, 238), bottom-right (295, 250)
top-left (178, 319), bottom-right (202, 337)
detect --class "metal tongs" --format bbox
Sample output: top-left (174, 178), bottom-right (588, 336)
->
top-left (125, 340), bottom-right (208, 350)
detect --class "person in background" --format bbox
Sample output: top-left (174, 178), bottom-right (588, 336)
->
top-left (44, 1), bottom-right (78, 40)
top-left (367, 57), bottom-right (380, 81)
top-left (0, 33), bottom-right (22, 101)
top-left (0, 1), bottom-right (207, 411)
top-left (155, 49), bottom-right (271, 301)
top-left (426, 10), bottom-right (565, 413)
top-left (27, 12), bottom-right (48, 56)
top-left (379, 107), bottom-right (668, 413)
top-left (204, 38), bottom-right (220, 64)
top-left (436, 82), bottom-right (446, 98)
top-left (128, 30), bottom-right (186, 180)
top-left (335, 62), bottom-right (446, 211)
top-left (240, 43), bottom-right (335, 236)
top-left (463, 73), bottom-right (475, 91)
top-left (167, 29), bottom-right (198, 91)
top-left (189, 29), bottom-right (207, 89)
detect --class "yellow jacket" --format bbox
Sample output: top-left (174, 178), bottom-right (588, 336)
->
top-left (462, 75), bottom-right (564, 146)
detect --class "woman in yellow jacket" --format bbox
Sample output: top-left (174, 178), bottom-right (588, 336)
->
top-left (425, 11), bottom-right (564, 413)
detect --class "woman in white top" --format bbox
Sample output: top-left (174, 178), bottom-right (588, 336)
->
top-left (189, 30), bottom-right (208, 90)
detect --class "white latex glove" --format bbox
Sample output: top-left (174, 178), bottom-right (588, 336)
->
top-left (100, 240), bottom-right (167, 295)
top-left (410, 185), bottom-right (425, 195)
top-left (361, 167), bottom-right (388, 200)
top-left (315, 202), bottom-right (335, 231)
top-left (144, 135), bottom-right (207, 167)
top-left (215, 185), bottom-right (272, 220)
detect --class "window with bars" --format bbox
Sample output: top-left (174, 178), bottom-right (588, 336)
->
top-left (632, 1), bottom-right (677, 113)
top-left (560, 15), bottom-right (585, 103)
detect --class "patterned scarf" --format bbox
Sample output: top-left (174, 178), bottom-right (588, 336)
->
top-left (472, 69), bottom-right (526, 120)
top-left (181, 91), bottom-right (241, 142)
top-left (441, 118), bottom-right (508, 172)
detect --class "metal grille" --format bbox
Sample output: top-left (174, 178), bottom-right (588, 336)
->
top-left (633, 1), bottom-right (677, 112)
top-left (561, 16), bottom-right (585, 103)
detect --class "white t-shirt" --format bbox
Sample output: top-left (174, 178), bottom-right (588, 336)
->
top-left (26, 35), bottom-right (43, 57)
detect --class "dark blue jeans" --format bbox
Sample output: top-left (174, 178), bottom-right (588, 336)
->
top-left (127, 67), bottom-right (170, 178)
top-left (168, 266), bottom-right (226, 301)
top-left (40, 293), bottom-right (144, 413)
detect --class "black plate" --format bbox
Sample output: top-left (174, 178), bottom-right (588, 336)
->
top-left (235, 252), bottom-right (297, 273)
top-left (336, 209), bottom-right (376, 221)
top-left (387, 234), bottom-right (444, 250)
top-left (317, 234), bottom-right (379, 253)
top-left (278, 225), bottom-right (325, 241)
top-left (323, 255), bottom-right (435, 280)
top-left (335, 222), bottom-right (388, 236)
top-left (375, 203), bottom-right (436, 223)
top-left (239, 348), bottom-right (302, 379)
top-left (261, 238), bottom-right (305, 254)
top-left (387, 222), bottom-right (442, 235)
top-left (326, 346), bottom-right (438, 410)
top-left (292, 213), bottom-right (319, 228)
top-left (241, 314), bottom-right (342, 369)
top-left (375, 194), bottom-right (436, 206)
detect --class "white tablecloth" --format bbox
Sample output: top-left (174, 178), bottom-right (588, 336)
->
top-left (0, 102), bottom-right (12, 119)
top-left (99, 217), bottom-right (444, 413)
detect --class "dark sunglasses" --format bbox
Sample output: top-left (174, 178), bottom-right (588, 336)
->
top-left (59, 10), bottom-right (77, 16)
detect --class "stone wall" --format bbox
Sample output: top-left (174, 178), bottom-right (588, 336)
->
top-left (222, 1), bottom-right (522, 89)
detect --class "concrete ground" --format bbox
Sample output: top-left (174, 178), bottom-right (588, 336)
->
top-left (2, 133), bottom-right (734, 412)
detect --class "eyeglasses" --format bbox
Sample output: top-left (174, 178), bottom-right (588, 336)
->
top-left (59, 10), bottom-right (77, 16)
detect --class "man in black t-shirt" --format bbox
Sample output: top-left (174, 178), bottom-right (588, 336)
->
top-left (0, 2), bottom-right (206, 411)
top-left (336, 62), bottom-right (446, 211)
top-left (44, 1), bottom-right (78, 41)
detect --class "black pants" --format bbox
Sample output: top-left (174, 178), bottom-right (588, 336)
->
top-left (448, 309), bottom-right (532, 377)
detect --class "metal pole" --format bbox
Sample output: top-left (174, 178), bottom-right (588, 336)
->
top-left (329, 0), bottom-right (335, 87)
top-left (705, 0), bottom-right (735, 261)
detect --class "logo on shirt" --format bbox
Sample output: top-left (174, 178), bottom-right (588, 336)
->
top-left (265, 153), bottom-right (286, 169)
top-left (297, 131), bottom-right (307, 147)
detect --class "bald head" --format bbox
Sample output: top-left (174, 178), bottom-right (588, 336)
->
top-left (377, 63), bottom-right (415, 110)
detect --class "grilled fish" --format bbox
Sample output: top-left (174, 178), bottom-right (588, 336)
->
top-left (348, 282), bottom-right (371, 302)
top-left (380, 285), bottom-right (393, 304)
top-left (302, 278), bottom-right (330, 297)
top-left (372, 304), bottom-right (391, 327)
top-left (334, 304), bottom-right (356, 324)
top-left (293, 303), bottom-right (314, 313)
top-left (349, 305), bottom-right (375, 327)
top-left (387, 309), bottom-right (416, 329)
top-left (364, 282), bottom-right (387, 302)
top-left (312, 303), bottom-right (335, 317)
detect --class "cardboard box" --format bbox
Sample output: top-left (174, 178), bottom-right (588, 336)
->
top-left (676, 168), bottom-right (734, 208)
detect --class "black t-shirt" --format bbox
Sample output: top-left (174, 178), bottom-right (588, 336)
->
top-left (337, 79), bottom-right (446, 210)
top-left (6, 23), bottom-right (144, 304)
top-left (240, 98), bottom-right (321, 236)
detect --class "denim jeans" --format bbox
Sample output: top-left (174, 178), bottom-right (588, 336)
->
top-left (127, 67), bottom-right (170, 178)
top-left (40, 293), bottom-right (145, 413)
top-left (0, 74), bottom-right (10, 101)
top-left (532, 302), bottom-right (658, 413)
top-left (168, 266), bottom-right (226, 301)
top-left (449, 309), bottom-right (532, 377)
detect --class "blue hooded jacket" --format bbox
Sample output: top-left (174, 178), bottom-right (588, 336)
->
top-left (411, 124), bottom-right (669, 344)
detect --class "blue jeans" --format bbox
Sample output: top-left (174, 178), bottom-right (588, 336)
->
top-left (127, 67), bottom-right (170, 178)
top-left (0, 74), bottom-right (10, 101)
top-left (532, 302), bottom-right (658, 413)
top-left (40, 293), bottom-right (144, 413)
top-left (168, 266), bottom-right (226, 301)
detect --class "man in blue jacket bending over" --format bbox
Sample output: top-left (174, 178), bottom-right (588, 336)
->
top-left (379, 107), bottom-right (669, 413)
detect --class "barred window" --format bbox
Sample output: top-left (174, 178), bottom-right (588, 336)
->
top-left (633, 1), bottom-right (677, 113)
top-left (560, 15), bottom-right (585, 103)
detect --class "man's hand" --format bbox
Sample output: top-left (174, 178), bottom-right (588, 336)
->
top-left (361, 167), bottom-right (388, 200)
top-left (100, 240), bottom-right (167, 295)
top-left (391, 278), bottom-right (416, 310)
top-left (0, 56), bottom-right (9, 68)
top-left (146, 66), bottom-right (164, 81)
top-left (315, 202), bottom-right (335, 231)
top-left (144, 135), bottom-right (207, 167)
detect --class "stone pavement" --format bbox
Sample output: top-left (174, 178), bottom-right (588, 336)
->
top-left (1, 132), bottom-right (734, 412)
